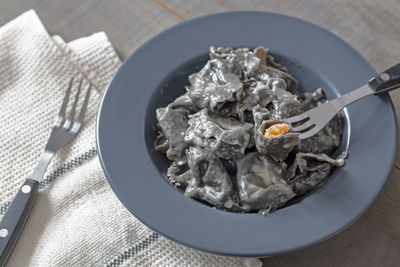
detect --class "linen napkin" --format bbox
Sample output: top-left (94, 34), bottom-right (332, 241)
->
top-left (0, 10), bottom-right (262, 266)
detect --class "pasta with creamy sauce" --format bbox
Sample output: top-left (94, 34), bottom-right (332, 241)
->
top-left (155, 46), bottom-right (346, 214)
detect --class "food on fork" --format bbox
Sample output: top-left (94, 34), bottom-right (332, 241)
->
top-left (255, 119), bottom-right (300, 162)
top-left (263, 122), bottom-right (290, 137)
top-left (154, 46), bottom-right (346, 214)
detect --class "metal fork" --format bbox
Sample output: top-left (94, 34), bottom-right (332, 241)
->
top-left (0, 78), bottom-right (92, 266)
top-left (284, 63), bottom-right (400, 139)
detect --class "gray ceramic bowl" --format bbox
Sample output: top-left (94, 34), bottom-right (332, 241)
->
top-left (97, 11), bottom-right (397, 257)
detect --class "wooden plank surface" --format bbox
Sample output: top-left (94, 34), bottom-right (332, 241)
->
top-left (0, 0), bottom-right (399, 266)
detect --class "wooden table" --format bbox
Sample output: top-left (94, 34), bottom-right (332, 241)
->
top-left (1, 1), bottom-right (399, 266)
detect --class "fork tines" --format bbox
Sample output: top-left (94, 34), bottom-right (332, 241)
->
top-left (56, 78), bottom-right (92, 133)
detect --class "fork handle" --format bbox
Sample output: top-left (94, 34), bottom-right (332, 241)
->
top-left (0, 179), bottom-right (39, 266)
top-left (369, 63), bottom-right (400, 93)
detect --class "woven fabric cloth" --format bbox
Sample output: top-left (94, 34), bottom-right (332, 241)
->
top-left (0, 10), bottom-right (262, 266)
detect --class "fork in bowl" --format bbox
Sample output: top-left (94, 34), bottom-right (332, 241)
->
top-left (285, 63), bottom-right (400, 139)
top-left (0, 78), bottom-right (92, 266)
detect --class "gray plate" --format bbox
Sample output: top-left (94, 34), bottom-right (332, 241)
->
top-left (97, 11), bottom-right (397, 257)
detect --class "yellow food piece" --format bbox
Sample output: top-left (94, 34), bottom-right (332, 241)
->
top-left (255, 47), bottom-right (267, 65)
top-left (264, 123), bottom-right (290, 138)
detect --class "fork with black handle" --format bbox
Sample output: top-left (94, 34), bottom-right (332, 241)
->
top-left (0, 78), bottom-right (92, 266)
top-left (284, 63), bottom-right (400, 139)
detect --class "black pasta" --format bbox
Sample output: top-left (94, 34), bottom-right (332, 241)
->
top-left (155, 46), bottom-right (346, 214)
